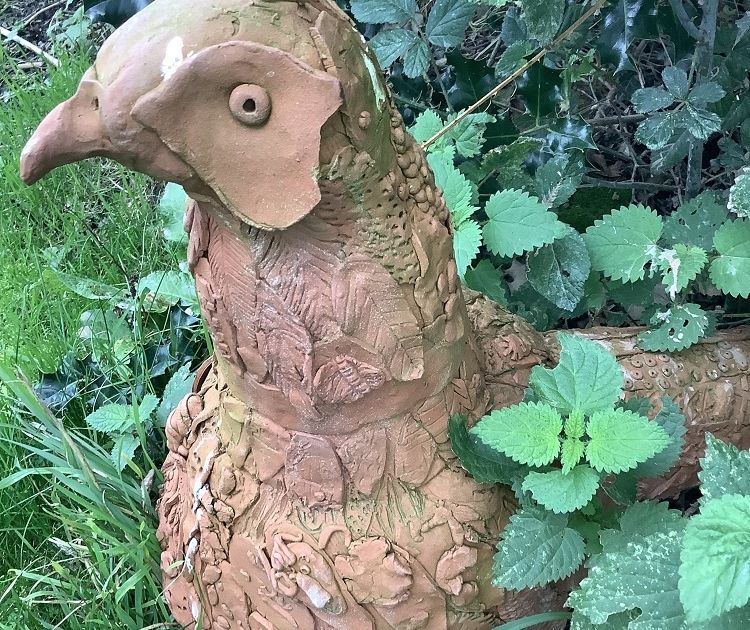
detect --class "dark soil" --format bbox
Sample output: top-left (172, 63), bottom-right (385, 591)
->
top-left (1, 0), bottom-right (67, 48)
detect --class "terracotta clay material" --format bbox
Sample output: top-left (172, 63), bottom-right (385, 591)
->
top-left (20, 0), bottom-right (750, 628)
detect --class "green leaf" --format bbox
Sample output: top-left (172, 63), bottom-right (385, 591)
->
top-left (427, 154), bottom-right (476, 224)
top-left (453, 220), bottom-right (482, 276)
top-left (156, 365), bottom-right (195, 426)
top-left (444, 111), bottom-right (495, 158)
top-left (596, 0), bottom-right (644, 73)
top-left (534, 154), bottom-right (584, 208)
top-left (522, 465), bottom-right (600, 514)
top-left (561, 437), bottom-right (585, 474)
top-left (85, 403), bottom-right (134, 435)
top-left (520, 0), bottom-right (564, 45)
top-left (635, 112), bottom-right (677, 149)
top-left (687, 81), bottom-right (726, 106)
top-left (662, 65), bottom-right (689, 99)
top-left (494, 504), bottom-right (585, 589)
top-left (638, 303), bottom-right (709, 352)
top-left (482, 189), bottom-right (568, 258)
top-left (159, 182), bottom-right (189, 243)
top-left (464, 259), bottom-right (508, 305)
top-left (369, 28), bottom-right (420, 68)
top-left (699, 434), bottom-right (750, 503)
top-left (583, 204), bottom-right (663, 283)
top-left (425, 0), bottom-right (475, 48)
top-left (683, 106), bottom-right (722, 140)
top-left (53, 270), bottom-right (127, 302)
top-left (586, 408), bottom-right (671, 474)
top-left (470, 402), bottom-right (563, 467)
top-left (680, 495), bottom-right (750, 623)
top-left (350, 0), bottom-right (417, 24)
top-left (110, 433), bottom-right (140, 472)
top-left (632, 397), bottom-right (687, 479)
top-left (401, 38), bottom-right (430, 78)
top-left (495, 41), bottom-right (535, 78)
top-left (657, 244), bottom-right (707, 299)
top-left (728, 167), bottom-right (750, 219)
top-left (137, 393), bottom-right (158, 421)
top-left (567, 502), bottom-right (687, 629)
top-left (565, 409), bottom-right (586, 439)
top-left (409, 109), bottom-right (443, 143)
top-left (631, 87), bottom-right (674, 113)
top-left (710, 219), bottom-right (750, 297)
top-left (527, 230), bottom-right (591, 311)
top-left (530, 333), bottom-right (623, 415)
top-left (736, 11), bottom-right (750, 45)
top-left (449, 415), bottom-right (524, 484)
top-left (138, 270), bottom-right (198, 307)
top-left (663, 192), bottom-right (728, 250)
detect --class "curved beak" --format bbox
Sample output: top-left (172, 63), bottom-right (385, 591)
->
top-left (20, 77), bottom-right (113, 184)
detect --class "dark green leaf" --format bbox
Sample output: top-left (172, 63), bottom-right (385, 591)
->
top-left (464, 259), bottom-right (509, 305)
top-left (597, 0), bottom-right (645, 72)
top-left (663, 192), bottom-right (729, 250)
top-left (662, 65), bottom-right (689, 100)
top-left (369, 29), bottom-right (420, 68)
top-left (449, 415), bottom-right (524, 484)
top-left (631, 87), bottom-right (674, 113)
top-left (350, 0), bottom-right (417, 24)
top-left (520, 0), bottom-right (564, 45)
top-left (495, 41), bottom-right (535, 78)
top-left (425, 0), bottom-right (475, 48)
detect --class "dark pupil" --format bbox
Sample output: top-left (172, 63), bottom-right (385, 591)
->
top-left (243, 98), bottom-right (256, 113)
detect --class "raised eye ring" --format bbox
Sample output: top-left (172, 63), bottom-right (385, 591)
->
top-left (229, 84), bottom-right (271, 126)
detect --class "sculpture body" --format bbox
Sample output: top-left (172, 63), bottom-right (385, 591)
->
top-left (19, 0), bottom-right (750, 627)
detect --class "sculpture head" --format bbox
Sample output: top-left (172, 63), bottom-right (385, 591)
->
top-left (20, 0), bottom-right (391, 229)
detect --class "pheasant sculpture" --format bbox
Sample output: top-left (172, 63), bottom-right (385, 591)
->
top-left (20, 0), bottom-right (750, 628)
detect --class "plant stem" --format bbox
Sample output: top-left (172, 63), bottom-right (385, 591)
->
top-left (0, 25), bottom-right (60, 67)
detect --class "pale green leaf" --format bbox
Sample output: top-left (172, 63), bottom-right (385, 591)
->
top-left (494, 505), bottom-right (585, 589)
top-left (632, 397), bottom-right (687, 479)
top-left (662, 65), bottom-right (689, 99)
top-left (453, 220), bottom-right (482, 276)
top-left (565, 409), bottom-right (586, 439)
top-left (699, 433), bottom-right (750, 503)
top-left (156, 365), bottom-right (196, 427)
top-left (638, 303), bottom-right (709, 352)
top-left (409, 109), bottom-right (443, 143)
top-left (586, 408), bottom-right (671, 474)
top-left (444, 111), bottom-right (495, 158)
top-left (534, 154), bottom-right (584, 208)
top-left (482, 189), bottom-right (567, 258)
top-left (663, 192), bottom-right (728, 249)
top-left (657, 244), bottom-right (707, 299)
top-left (425, 0), bottom-right (475, 48)
top-left (687, 82), bottom-right (726, 106)
top-left (530, 333), bottom-right (623, 415)
top-left (520, 0), bottom-right (564, 45)
top-left (110, 433), bottom-right (140, 471)
top-left (710, 219), bottom-right (750, 297)
top-left (522, 465), bottom-right (600, 514)
top-left (470, 402), bottom-right (563, 467)
top-left (631, 87), bottom-right (674, 113)
top-left (369, 28), bottom-right (420, 68)
top-left (635, 112), bottom-right (676, 149)
top-left (728, 167), bottom-right (750, 219)
top-left (427, 154), bottom-right (476, 225)
top-left (680, 494), bottom-right (750, 623)
top-left (350, 0), bottom-right (417, 24)
top-left (583, 204), bottom-right (663, 282)
top-left (85, 404), bottom-right (134, 435)
top-left (137, 393), bottom-right (158, 421)
top-left (683, 106), bottom-right (722, 140)
top-left (159, 182), bottom-right (189, 243)
top-left (53, 270), bottom-right (127, 302)
top-left (561, 437), bottom-right (585, 474)
top-left (138, 271), bottom-right (198, 307)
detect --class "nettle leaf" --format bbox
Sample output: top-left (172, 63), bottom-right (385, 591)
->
top-left (445, 111), bottom-right (495, 158)
top-left (567, 502), bottom-right (687, 629)
top-left (464, 259), bottom-right (508, 305)
top-left (680, 494), bottom-right (750, 623)
top-left (138, 393), bottom-right (158, 421)
top-left (728, 167), bottom-right (750, 219)
top-left (631, 87), bottom-right (674, 113)
top-left (663, 192), bottom-right (728, 250)
top-left (638, 303), bottom-right (709, 352)
top-left (425, 0), bottom-right (475, 48)
top-left (402, 39), bottom-right (431, 78)
top-left (656, 244), bottom-right (707, 300)
top-left (561, 437), bottom-right (585, 474)
top-left (633, 397), bottom-right (687, 479)
top-left (662, 65), bottom-right (689, 100)
top-left (534, 154), bottom-right (584, 208)
top-left (687, 81), bottom-right (726, 107)
top-left (482, 189), bottom-right (568, 258)
top-left (409, 109), bottom-right (443, 143)
top-left (110, 433), bottom-right (140, 471)
top-left (520, 0), bottom-right (564, 45)
top-left (85, 403), bottom-right (134, 434)
top-left (470, 402), bottom-right (563, 467)
top-left (160, 182), bottom-right (189, 243)
top-left (494, 504), bottom-right (586, 589)
top-left (522, 465), bottom-right (600, 514)
top-left (710, 219), bottom-right (750, 297)
top-left (530, 333), bottom-right (623, 415)
top-left (369, 28), bottom-right (420, 68)
top-left (495, 41), bottom-right (535, 78)
top-left (428, 155), bottom-right (477, 225)
top-left (565, 409), bottom-right (586, 439)
top-left (699, 434), bottom-right (750, 503)
top-left (683, 106), bottom-right (722, 140)
top-left (635, 112), bottom-right (676, 149)
top-left (156, 364), bottom-right (195, 426)
top-left (350, 0), bottom-right (417, 24)
top-left (586, 408), bottom-right (671, 474)
top-left (453, 220), bottom-right (482, 276)
top-left (527, 230), bottom-right (591, 312)
top-left (583, 204), bottom-right (663, 283)
top-left (449, 415), bottom-right (524, 484)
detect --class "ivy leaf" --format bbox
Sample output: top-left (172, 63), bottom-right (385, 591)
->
top-left (530, 333), bottom-right (623, 415)
top-left (527, 230), bottom-right (591, 311)
top-left (662, 65), bottom-right (689, 100)
top-left (425, 0), bottom-right (475, 48)
top-left (482, 189), bottom-right (568, 258)
top-left (656, 244), bottom-right (707, 299)
top-left (350, 0), bottom-right (417, 24)
top-left (663, 192), bottom-right (728, 250)
top-left (680, 495), bottom-right (750, 623)
top-left (586, 408), bottom-right (671, 474)
top-left (635, 112), bottom-right (677, 149)
top-left (470, 402), bottom-right (563, 467)
top-left (369, 28), bottom-right (420, 68)
top-left (583, 204), bottom-right (663, 283)
top-left (631, 87), bottom-right (674, 113)
top-left (522, 465), bottom-right (600, 514)
top-left (427, 154), bottom-right (476, 224)
top-left (495, 41), bottom-right (535, 78)
top-left (402, 39), bottom-right (431, 78)
top-left (699, 434), bottom-right (750, 503)
top-left (453, 220), bottom-right (482, 276)
top-left (494, 504), bottom-right (586, 589)
top-left (561, 437), bottom-right (585, 474)
top-left (110, 433), bottom-right (140, 471)
top-left (638, 303), bottom-right (709, 352)
top-left (464, 259), bottom-right (508, 306)
top-left (156, 365), bottom-right (195, 427)
top-left (728, 167), bottom-right (750, 219)
top-left (709, 220), bottom-right (750, 298)
top-left (85, 403), bottom-right (134, 435)
top-left (632, 397), bottom-right (687, 479)
top-left (683, 106), bottom-right (722, 140)
top-left (687, 81), bottom-right (726, 107)
top-left (596, 0), bottom-right (645, 73)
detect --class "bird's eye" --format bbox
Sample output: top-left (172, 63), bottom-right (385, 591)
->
top-left (229, 84), bottom-right (271, 126)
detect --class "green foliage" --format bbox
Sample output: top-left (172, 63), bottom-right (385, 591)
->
top-left (710, 219), bottom-right (750, 297)
top-left (698, 433), bottom-right (750, 503)
top-left (638, 303), bottom-right (709, 352)
top-left (522, 465), bottom-right (600, 514)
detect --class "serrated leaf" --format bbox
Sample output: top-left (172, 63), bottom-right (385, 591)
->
top-left (527, 230), bottom-right (590, 311)
top-left (427, 154), bottom-right (477, 225)
top-left (350, 0), bottom-right (417, 24)
top-left (635, 112), bottom-right (677, 149)
top-left (638, 303), bottom-right (708, 352)
top-left (633, 397), bottom-right (686, 478)
top-left (699, 434), bottom-right (750, 503)
top-left (567, 502), bottom-right (686, 629)
top-left (444, 111), bottom-right (495, 158)
top-left (156, 365), bottom-right (195, 426)
top-left (683, 106), bottom-right (722, 140)
top-left (657, 244), bottom-right (707, 299)
top-left (662, 65), bottom-right (689, 100)
top-left (561, 437), bottom-right (585, 474)
top-left (663, 192), bottom-right (728, 249)
top-left (530, 333), bottom-right (623, 415)
top-left (631, 87), bottom-right (674, 113)
top-left (463, 259), bottom-right (508, 305)
top-left (425, 0), bottom-right (475, 48)
top-left (534, 154), bottom-right (584, 208)
top-left (583, 204), bottom-right (663, 282)
top-left (501, 6), bottom-right (527, 45)
top-left (482, 189), bottom-right (568, 258)
top-left (369, 28), bottom-right (420, 68)
top-left (470, 402), bottom-right (563, 466)
top-left (520, 0), bottom-right (564, 45)
top-left (687, 81), bottom-right (726, 106)
top-left (85, 403), bottom-right (134, 435)
top-left (494, 504), bottom-right (585, 589)
top-left (710, 219), bottom-right (750, 297)
top-left (565, 409), bottom-right (586, 439)
top-left (453, 220), bottom-right (482, 276)
top-left (522, 465), bottom-right (600, 513)
top-left (586, 408), bottom-right (671, 474)
top-left (728, 167), bottom-right (750, 219)
top-left (110, 433), bottom-right (140, 471)
top-left (159, 182), bottom-right (188, 243)
top-left (449, 414), bottom-right (524, 484)
top-left (495, 41), bottom-right (535, 78)
top-left (138, 393), bottom-right (158, 421)
top-left (402, 38), bottom-right (430, 78)
top-left (409, 109), bottom-right (443, 143)
top-left (680, 494), bottom-right (750, 623)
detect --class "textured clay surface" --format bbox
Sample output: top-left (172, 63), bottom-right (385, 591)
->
top-left (20, 0), bottom-right (750, 627)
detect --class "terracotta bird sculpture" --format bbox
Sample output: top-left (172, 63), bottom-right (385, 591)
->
top-left (20, 0), bottom-right (750, 627)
